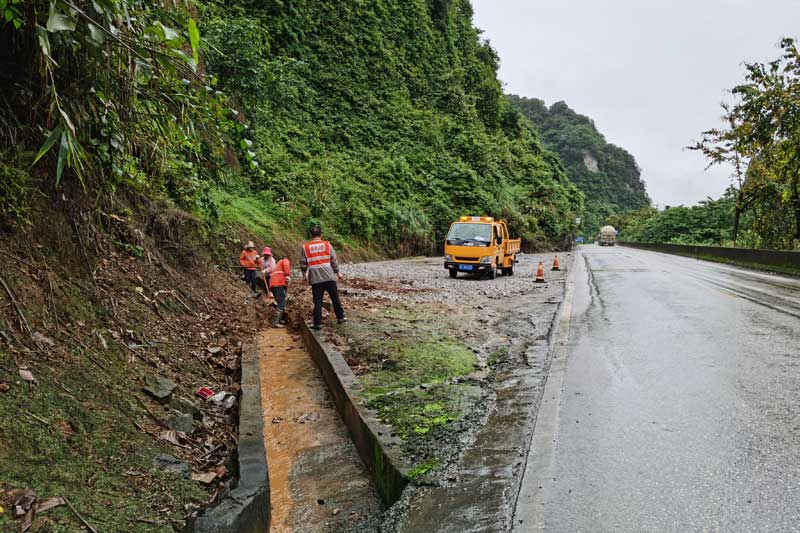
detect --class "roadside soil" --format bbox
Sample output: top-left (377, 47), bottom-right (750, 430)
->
top-left (258, 326), bottom-right (383, 532)
top-left (290, 253), bottom-right (574, 531)
top-left (0, 225), bottom-right (259, 532)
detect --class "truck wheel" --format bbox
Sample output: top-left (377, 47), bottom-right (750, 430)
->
top-left (507, 263), bottom-right (514, 276)
top-left (449, 270), bottom-right (458, 279)
top-left (487, 266), bottom-right (496, 280)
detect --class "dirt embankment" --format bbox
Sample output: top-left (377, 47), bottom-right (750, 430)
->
top-left (0, 201), bottom-right (263, 532)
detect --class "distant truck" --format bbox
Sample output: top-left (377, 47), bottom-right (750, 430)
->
top-left (598, 225), bottom-right (617, 246)
top-left (444, 216), bottom-right (521, 279)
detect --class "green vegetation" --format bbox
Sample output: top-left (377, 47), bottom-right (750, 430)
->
top-left (508, 96), bottom-right (650, 238)
top-left (690, 38), bottom-right (800, 250)
top-left (0, 347), bottom-right (206, 532)
top-left (1, 0), bottom-right (583, 253)
top-left (610, 191), bottom-right (738, 246)
top-left (613, 38), bottom-right (800, 251)
top-left (194, 0), bottom-right (583, 252)
top-left (0, 0), bottom-right (237, 222)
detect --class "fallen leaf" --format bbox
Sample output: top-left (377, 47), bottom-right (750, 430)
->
top-left (32, 332), bottom-right (55, 347)
top-left (294, 412), bottom-right (320, 423)
top-left (97, 331), bottom-right (108, 350)
top-left (191, 472), bottom-right (218, 484)
top-left (0, 383), bottom-right (9, 393)
top-left (36, 497), bottom-right (65, 513)
top-left (206, 346), bottom-right (223, 354)
top-left (159, 429), bottom-right (187, 446)
top-left (19, 368), bottom-right (36, 383)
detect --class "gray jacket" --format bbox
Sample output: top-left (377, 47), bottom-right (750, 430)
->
top-left (300, 240), bottom-right (339, 285)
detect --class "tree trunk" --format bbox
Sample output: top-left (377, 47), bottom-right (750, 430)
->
top-left (732, 188), bottom-right (747, 248)
top-left (793, 201), bottom-right (800, 250)
top-left (793, 176), bottom-right (800, 250)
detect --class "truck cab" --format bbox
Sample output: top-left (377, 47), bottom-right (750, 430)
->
top-left (443, 216), bottom-right (521, 279)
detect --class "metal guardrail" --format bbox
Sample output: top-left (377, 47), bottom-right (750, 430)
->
top-left (618, 241), bottom-right (800, 271)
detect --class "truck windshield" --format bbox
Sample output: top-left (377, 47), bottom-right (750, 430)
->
top-left (447, 223), bottom-right (492, 246)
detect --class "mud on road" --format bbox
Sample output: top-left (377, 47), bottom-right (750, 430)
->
top-left (329, 252), bottom-right (573, 531)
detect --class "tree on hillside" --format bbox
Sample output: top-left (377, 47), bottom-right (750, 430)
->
top-left (692, 38), bottom-right (800, 249)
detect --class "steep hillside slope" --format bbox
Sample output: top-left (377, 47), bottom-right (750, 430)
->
top-left (508, 95), bottom-right (650, 237)
top-left (200, 0), bottom-right (583, 252)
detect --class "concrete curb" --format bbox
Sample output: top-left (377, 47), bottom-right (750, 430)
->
top-left (190, 340), bottom-right (270, 532)
top-left (299, 321), bottom-right (411, 505)
top-left (512, 250), bottom-right (579, 529)
top-left (619, 241), bottom-right (800, 274)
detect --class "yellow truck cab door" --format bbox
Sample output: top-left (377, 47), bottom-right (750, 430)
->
top-left (492, 224), bottom-right (503, 265)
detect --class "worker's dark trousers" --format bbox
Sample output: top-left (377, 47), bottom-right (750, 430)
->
top-left (244, 269), bottom-right (258, 293)
top-left (311, 281), bottom-right (345, 326)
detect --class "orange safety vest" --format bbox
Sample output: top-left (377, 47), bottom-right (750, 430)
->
top-left (303, 240), bottom-right (332, 269)
top-left (269, 258), bottom-right (290, 288)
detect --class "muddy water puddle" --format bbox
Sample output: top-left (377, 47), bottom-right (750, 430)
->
top-left (258, 328), bottom-right (383, 532)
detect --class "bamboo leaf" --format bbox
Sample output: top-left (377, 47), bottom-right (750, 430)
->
top-left (59, 108), bottom-right (76, 136)
top-left (187, 18), bottom-right (200, 66)
top-left (87, 22), bottom-right (105, 45)
top-left (32, 125), bottom-right (63, 166)
top-left (159, 21), bottom-right (179, 42)
top-left (56, 132), bottom-right (68, 185)
top-left (46, 2), bottom-right (75, 32)
top-left (36, 25), bottom-right (53, 61)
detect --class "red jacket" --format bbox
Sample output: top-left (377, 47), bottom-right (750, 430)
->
top-left (240, 249), bottom-right (259, 270)
top-left (269, 258), bottom-right (291, 288)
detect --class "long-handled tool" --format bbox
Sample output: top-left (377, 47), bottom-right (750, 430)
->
top-left (258, 263), bottom-right (273, 304)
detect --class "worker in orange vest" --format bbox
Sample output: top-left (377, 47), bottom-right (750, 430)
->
top-left (239, 241), bottom-right (260, 296)
top-left (300, 226), bottom-right (345, 330)
top-left (267, 253), bottom-right (291, 327)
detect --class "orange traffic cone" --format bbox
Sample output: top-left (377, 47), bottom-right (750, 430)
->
top-left (535, 261), bottom-right (545, 283)
top-left (552, 255), bottom-right (560, 271)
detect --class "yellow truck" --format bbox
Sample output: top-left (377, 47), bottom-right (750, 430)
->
top-left (444, 216), bottom-right (521, 279)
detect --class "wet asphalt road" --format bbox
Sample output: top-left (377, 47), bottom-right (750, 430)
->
top-left (515, 245), bottom-right (800, 532)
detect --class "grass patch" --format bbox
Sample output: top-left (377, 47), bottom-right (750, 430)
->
top-left (211, 188), bottom-right (288, 243)
top-left (408, 459), bottom-right (440, 479)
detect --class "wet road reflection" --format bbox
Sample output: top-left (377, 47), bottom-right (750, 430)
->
top-left (518, 246), bottom-right (800, 532)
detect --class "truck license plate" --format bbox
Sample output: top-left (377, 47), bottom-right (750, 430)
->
top-left (459, 264), bottom-right (473, 271)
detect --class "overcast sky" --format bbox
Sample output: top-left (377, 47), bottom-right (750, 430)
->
top-left (471, 1), bottom-right (800, 207)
